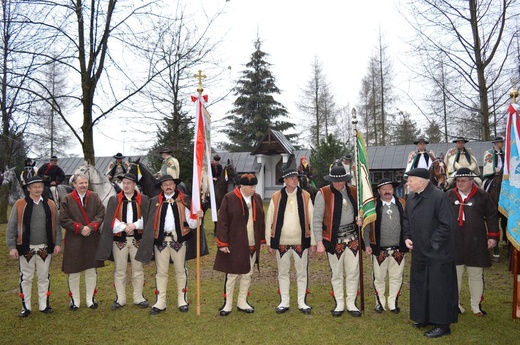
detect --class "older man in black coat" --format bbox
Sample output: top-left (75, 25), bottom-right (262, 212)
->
top-left (403, 168), bottom-right (458, 339)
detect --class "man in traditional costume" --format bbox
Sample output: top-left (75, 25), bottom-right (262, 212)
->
top-left (211, 154), bottom-right (223, 181)
top-left (60, 174), bottom-right (105, 310)
top-left (297, 156), bottom-right (315, 185)
top-left (313, 166), bottom-right (363, 317)
top-left (341, 154), bottom-right (357, 186)
top-left (96, 173), bottom-right (150, 310)
top-left (265, 168), bottom-right (315, 315)
top-left (405, 138), bottom-right (436, 172)
top-left (444, 136), bottom-right (481, 186)
top-left (364, 178), bottom-right (407, 314)
top-left (157, 148), bottom-right (180, 178)
top-left (105, 152), bottom-right (129, 181)
top-left (7, 177), bottom-right (61, 317)
top-left (20, 158), bottom-right (38, 186)
top-left (135, 175), bottom-right (201, 315)
top-left (214, 173), bottom-right (266, 316)
top-left (446, 168), bottom-right (498, 316)
top-left (37, 155), bottom-right (65, 202)
top-left (404, 168), bottom-right (458, 338)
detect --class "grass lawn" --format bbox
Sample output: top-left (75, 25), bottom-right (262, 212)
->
top-left (1, 204), bottom-right (518, 345)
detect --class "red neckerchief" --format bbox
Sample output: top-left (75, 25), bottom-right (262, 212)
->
top-left (71, 189), bottom-right (92, 225)
top-left (454, 183), bottom-right (478, 226)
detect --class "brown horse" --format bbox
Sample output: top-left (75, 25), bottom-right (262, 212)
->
top-left (298, 174), bottom-right (317, 202)
top-left (210, 160), bottom-right (237, 235)
top-left (429, 158), bottom-right (448, 190)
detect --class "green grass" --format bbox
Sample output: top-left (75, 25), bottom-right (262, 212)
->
top-left (1, 205), bottom-right (518, 345)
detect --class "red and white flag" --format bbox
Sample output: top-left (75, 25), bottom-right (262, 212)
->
top-left (190, 95), bottom-right (217, 220)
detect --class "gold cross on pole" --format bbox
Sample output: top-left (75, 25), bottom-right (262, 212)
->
top-left (194, 70), bottom-right (207, 95)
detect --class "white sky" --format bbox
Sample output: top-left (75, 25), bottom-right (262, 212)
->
top-left (84, 0), bottom-right (415, 158)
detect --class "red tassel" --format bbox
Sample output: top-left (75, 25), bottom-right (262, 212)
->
top-left (155, 289), bottom-right (159, 295)
top-left (46, 291), bottom-right (51, 297)
top-left (68, 291), bottom-right (73, 297)
top-left (19, 293), bottom-right (24, 299)
top-left (330, 291), bottom-right (335, 296)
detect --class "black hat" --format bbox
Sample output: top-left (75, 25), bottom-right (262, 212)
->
top-left (155, 174), bottom-right (181, 188)
top-left (324, 166), bottom-right (352, 182)
top-left (50, 156), bottom-right (58, 161)
top-left (342, 154), bottom-right (353, 161)
top-left (118, 173), bottom-right (137, 183)
top-left (24, 176), bottom-right (46, 189)
top-left (213, 154), bottom-right (221, 161)
top-left (492, 136), bottom-right (504, 143)
top-left (239, 173), bottom-right (258, 186)
top-left (452, 136), bottom-right (469, 143)
top-left (159, 148), bottom-right (172, 154)
top-left (24, 158), bottom-right (33, 166)
top-left (377, 178), bottom-right (399, 189)
top-left (414, 138), bottom-right (429, 145)
top-left (405, 168), bottom-right (430, 180)
top-left (452, 168), bottom-right (478, 178)
top-left (113, 152), bottom-right (126, 159)
top-left (278, 168), bottom-right (302, 183)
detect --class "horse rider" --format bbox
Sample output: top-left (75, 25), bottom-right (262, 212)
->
top-left (482, 136), bottom-right (508, 262)
top-left (444, 136), bottom-right (481, 186)
top-left (157, 148), bottom-right (180, 179)
top-left (405, 138), bottom-right (436, 172)
top-left (20, 158), bottom-right (38, 186)
top-left (211, 154), bottom-right (223, 181)
top-left (106, 152), bottom-right (129, 182)
top-left (37, 155), bottom-right (65, 203)
top-left (298, 156), bottom-right (316, 188)
top-left (341, 154), bottom-right (357, 186)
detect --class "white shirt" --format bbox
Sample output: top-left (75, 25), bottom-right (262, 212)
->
top-left (113, 196), bottom-right (144, 233)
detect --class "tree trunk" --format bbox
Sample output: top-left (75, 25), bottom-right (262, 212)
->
top-left (0, 184), bottom-right (9, 223)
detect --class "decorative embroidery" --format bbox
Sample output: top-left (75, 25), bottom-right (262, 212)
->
top-left (116, 241), bottom-right (126, 250)
top-left (278, 244), bottom-right (305, 258)
top-left (133, 238), bottom-right (140, 248)
top-left (170, 241), bottom-right (182, 252)
top-left (249, 245), bottom-right (256, 258)
top-left (392, 250), bottom-right (404, 265)
top-left (334, 242), bottom-right (347, 259)
top-left (24, 249), bottom-right (36, 263)
top-left (156, 241), bottom-right (168, 252)
top-left (347, 239), bottom-right (359, 256)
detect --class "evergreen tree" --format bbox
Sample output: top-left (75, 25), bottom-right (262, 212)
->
top-left (224, 37), bottom-right (295, 151)
top-left (391, 111), bottom-right (421, 145)
top-left (425, 120), bottom-right (443, 144)
top-left (310, 134), bottom-right (346, 188)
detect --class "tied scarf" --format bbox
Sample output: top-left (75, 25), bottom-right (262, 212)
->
top-left (454, 184), bottom-right (478, 226)
top-left (413, 151), bottom-right (430, 168)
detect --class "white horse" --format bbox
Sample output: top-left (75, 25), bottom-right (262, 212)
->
top-left (2, 166), bottom-right (24, 205)
top-left (74, 161), bottom-right (116, 207)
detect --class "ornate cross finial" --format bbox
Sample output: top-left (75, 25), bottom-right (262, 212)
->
top-left (194, 70), bottom-right (207, 95)
top-left (511, 77), bottom-right (518, 103)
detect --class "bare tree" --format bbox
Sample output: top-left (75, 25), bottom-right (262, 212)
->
top-left (399, 0), bottom-right (518, 140)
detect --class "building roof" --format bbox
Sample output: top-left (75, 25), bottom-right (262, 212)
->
top-left (215, 149), bottom-right (311, 173)
top-left (53, 156), bottom-right (149, 176)
top-left (366, 141), bottom-right (494, 170)
top-left (251, 129), bottom-right (296, 155)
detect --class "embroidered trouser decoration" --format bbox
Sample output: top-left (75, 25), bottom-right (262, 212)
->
top-left (276, 247), bottom-right (309, 309)
top-left (19, 246), bottom-right (52, 311)
top-left (153, 242), bottom-right (187, 310)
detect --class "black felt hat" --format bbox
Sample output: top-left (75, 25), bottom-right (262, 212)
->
top-left (278, 168), bottom-right (302, 183)
top-left (324, 166), bottom-right (352, 182)
top-left (405, 168), bottom-right (430, 180)
top-left (155, 174), bottom-right (181, 188)
top-left (376, 178), bottom-right (400, 189)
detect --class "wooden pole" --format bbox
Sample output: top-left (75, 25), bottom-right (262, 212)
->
top-left (352, 108), bottom-right (364, 312)
top-left (513, 247), bottom-right (519, 319)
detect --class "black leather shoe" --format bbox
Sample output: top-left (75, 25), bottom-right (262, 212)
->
top-left (69, 305), bottom-right (79, 311)
top-left (412, 322), bottom-right (429, 328)
top-left (375, 304), bottom-right (384, 313)
top-left (424, 327), bottom-right (451, 338)
top-left (136, 301), bottom-right (149, 308)
top-left (390, 307), bottom-right (400, 314)
top-left (18, 309), bottom-right (31, 318)
top-left (299, 307), bottom-right (311, 315)
top-left (275, 306), bottom-right (289, 314)
top-left (40, 307), bottom-right (53, 314)
top-left (178, 305), bottom-right (189, 312)
top-left (111, 302), bottom-right (123, 310)
top-left (237, 306), bottom-right (254, 313)
top-left (149, 307), bottom-right (165, 315)
top-left (331, 310), bottom-right (344, 317)
top-left (219, 310), bottom-right (231, 316)
top-left (348, 310), bottom-right (362, 317)
top-left (88, 302), bottom-right (98, 309)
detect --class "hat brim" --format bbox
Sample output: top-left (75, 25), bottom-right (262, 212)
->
top-left (452, 139), bottom-right (469, 143)
top-left (414, 140), bottom-right (429, 145)
top-left (155, 178), bottom-right (182, 188)
top-left (24, 179), bottom-right (48, 189)
top-left (378, 181), bottom-right (400, 189)
top-left (324, 175), bottom-right (352, 183)
top-left (278, 172), bottom-right (303, 183)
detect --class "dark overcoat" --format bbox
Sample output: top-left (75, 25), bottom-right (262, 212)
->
top-left (95, 192), bottom-right (150, 261)
top-left (213, 188), bottom-right (265, 274)
top-left (60, 190), bottom-right (105, 273)
top-left (403, 182), bottom-right (458, 325)
top-left (446, 186), bottom-right (498, 267)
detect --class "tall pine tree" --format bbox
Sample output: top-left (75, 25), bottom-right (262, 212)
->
top-left (224, 37), bottom-right (295, 151)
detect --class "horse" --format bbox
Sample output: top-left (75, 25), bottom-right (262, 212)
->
top-left (298, 174), bottom-right (317, 202)
top-left (74, 161), bottom-right (116, 207)
top-left (2, 166), bottom-right (25, 206)
top-left (207, 159), bottom-right (238, 235)
top-left (127, 158), bottom-right (189, 197)
top-left (429, 158), bottom-right (448, 190)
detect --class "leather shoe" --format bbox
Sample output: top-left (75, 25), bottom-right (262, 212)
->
top-left (375, 303), bottom-right (384, 313)
top-left (348, 310), bottom-right (362, 317)
top-left (475, 309), bottom-right (487, 316)
top-left (178, 305), bottom-right (189, 312)
top-left (390, 307), bottom-right (400, 314)
top-left (111, 302), bottom-right (123, 310)
top-left (40, 307), bottom-right (53, 314)
top-left (18, 309), bottom-right (31, 318)
top-left (299, 307), bottom-right (311, 315)
top-left (413, 322), bottom-right (429, 328)
top-left (88, 302), bottom-right (98, 309)
top-left (136, 301), bottom-right (149, 308)
top-left (237, 306), bottom-right (254, 314)
top-left (69, 305), bottom-right (79, 311)
top-left (275, 306), bottom-right (289, 314)
top-left (219, 310), bottom-right (231, 316)
top-left (331, 310), bottom-right (344, 317)
top-left (424, 327), bottom-right (451, 338)
top-left (149, 307), bottom-right (165, 315)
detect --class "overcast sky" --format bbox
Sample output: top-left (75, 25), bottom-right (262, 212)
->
top-left (87, 0), bottom-right (414, 158)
